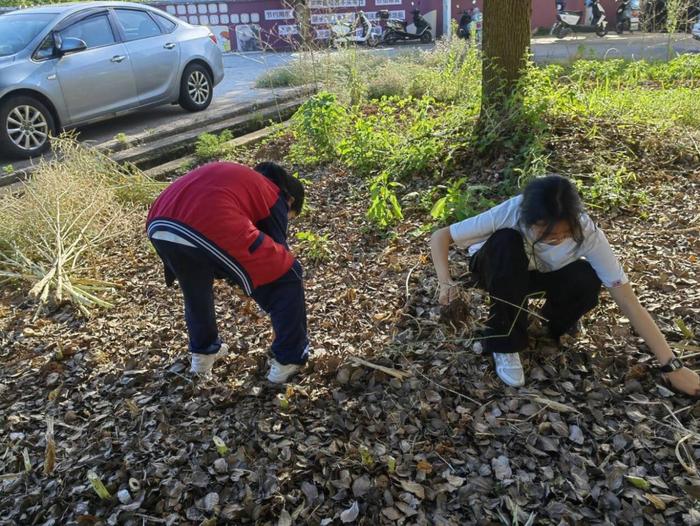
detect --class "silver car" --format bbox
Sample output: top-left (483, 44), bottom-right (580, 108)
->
top-left (0, 2), bottom-right (224, 159)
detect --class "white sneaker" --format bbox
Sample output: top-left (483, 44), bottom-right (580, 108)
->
top-left (493, 352), bottom-right (525, 387)
top-left (267, 359), bottom-right (302, 384)
top-left (190, 343), bottom-right (229, 375)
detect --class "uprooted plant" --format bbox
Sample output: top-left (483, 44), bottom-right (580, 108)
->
top-left (0, 136), bottom-right (164, 316)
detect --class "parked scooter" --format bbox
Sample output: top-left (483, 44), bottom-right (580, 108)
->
top-left (331, 11), bottom-right (380, 47)
top-left (693, 19), bottom-right (700, 40)
top-left (551, 0), bottom-right (608, 38)
top-left (615, 0), bottom-right (639, 33)
top-left (379, 6), bottom-right (432, 44)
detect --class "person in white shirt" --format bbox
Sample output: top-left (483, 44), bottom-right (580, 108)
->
top-left (430, 175), bottom-right (700, 395)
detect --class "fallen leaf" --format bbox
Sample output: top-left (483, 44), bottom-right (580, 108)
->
top-left (400, 480), bottom-right (425, 499)
top-left (645, 493), bottom-right (667, 511)
top-left (277, 509), bottom-right (292, 526)
top-left (626, 476), bottom-right (651, 490)
top-left (416, 459), bottom-right (433, 474)
top-left (340, 501), bottom-right (359, 523)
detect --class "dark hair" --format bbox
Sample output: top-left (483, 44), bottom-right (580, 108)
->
top-left (254, 162), bottom-right (305, 215)
top-left (520, 175), bottom-right (584, 245)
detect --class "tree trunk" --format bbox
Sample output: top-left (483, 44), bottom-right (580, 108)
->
top-left (481, 0), bottom-right (532, 111)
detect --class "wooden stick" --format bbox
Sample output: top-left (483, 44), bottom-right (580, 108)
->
top-left (350, 357), bottom-right (411, 379)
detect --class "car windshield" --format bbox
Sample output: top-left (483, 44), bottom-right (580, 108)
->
top-left (0, 13), bottom-right (56, 57)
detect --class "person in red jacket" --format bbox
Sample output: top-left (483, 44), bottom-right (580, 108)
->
top-left (147, 161), bottom-right (308, 383)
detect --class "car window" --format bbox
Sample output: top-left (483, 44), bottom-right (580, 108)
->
top-left (60, 14), bottom-right (116, 49)
top-left (34, 33), bottom-right (56, 60)
top-left (115, 9), bottom-right (162, 41)
top-left (0, 13), bottom-right (55, 57)
top-left (153, 13), bottom-right (177, 33)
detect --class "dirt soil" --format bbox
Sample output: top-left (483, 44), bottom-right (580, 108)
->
top-left (1, 160), bottom-right (699, 525)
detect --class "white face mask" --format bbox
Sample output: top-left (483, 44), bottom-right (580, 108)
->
top-left (530, 222), bottom-right (572, 246)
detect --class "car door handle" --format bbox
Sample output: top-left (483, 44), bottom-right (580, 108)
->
top-left (164, 43), bottom-right (176, 49)
top-left (111, 55), bottom-right (126, 63)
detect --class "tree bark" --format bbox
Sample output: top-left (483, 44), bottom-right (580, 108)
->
top-left (481, 0), bottom-right (532, 111)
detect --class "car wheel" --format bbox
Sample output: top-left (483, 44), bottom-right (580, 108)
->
top-left (179, 63), bottom-right (213, 112)
top-left (0, 96), bottom-right (55, 160)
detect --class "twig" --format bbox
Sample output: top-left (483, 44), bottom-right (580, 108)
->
top-left (403, 260), bottom-right (422, 308)
top-left (132, 514), bottom-right (167, 524)
top-left (664, 226), bottom-right (699, 234)
top-left (400, 352), bottom-right (485, 407)
top-left (670, 343), bottom-right (700, 354)
top-left (528, 396), bottom-right (580, 414)
top-left (350, 357), bottom-right (411, 380)
top-left (675, 434), bottom-right (697, 475)
top-left (489, 291), bottom-right (549, 322)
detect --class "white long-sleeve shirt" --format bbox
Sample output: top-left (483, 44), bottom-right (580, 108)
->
top-left (449, 195), bottom-right (628, 288)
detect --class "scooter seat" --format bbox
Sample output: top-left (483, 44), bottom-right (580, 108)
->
top-left (561, 10), bottom-right (584, 16)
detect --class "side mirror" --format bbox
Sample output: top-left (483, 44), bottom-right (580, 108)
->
top-left (57, 36), bottom-right (87, 55)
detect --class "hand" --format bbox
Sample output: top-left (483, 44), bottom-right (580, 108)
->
top-left (438, 280), bottom-right (460, 305)
top-left (664, 367), bottom-right (700, 397)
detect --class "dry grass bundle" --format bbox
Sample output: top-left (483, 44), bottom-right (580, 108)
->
top-left (0, 136), bottom-right (163, 316)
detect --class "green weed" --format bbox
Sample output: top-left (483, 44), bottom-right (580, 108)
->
top-left (295, 231), bottom-right (332, 263)
top-left (114, 132), bottom-right (129, 146)
top-left (195, 130), bottom-right (237, 162)
top-left (430, 179), bottom-right (495, 224)
top-left (366, 172), bottom-right (404, 229)
top-left (576, 166), bottom-right (648, 212)
top-left (277, 40), bottom-right (699, 230)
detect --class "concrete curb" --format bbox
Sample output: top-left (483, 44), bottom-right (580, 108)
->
top-left (101, 86), bottom-right (311, 154)
top-left (112, 98), bottom-right (302, 170)
top-left (144, 122), bottom-right (289, 181)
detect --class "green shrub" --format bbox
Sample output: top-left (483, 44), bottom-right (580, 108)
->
top-left (288, 92), bottom-right (348, 166)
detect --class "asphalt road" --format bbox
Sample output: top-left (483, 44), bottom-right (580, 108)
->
top-left (532, 31), bottom-right (700, 62)
top-left (2, 33), bottom-right (699, 171)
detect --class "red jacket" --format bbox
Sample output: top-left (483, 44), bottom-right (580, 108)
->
top-left (147, 162), bottom-right (295, 291)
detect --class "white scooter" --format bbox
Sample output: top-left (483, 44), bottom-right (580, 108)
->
top-left (552, 0), bottom-right (609, 38)
top-left (331, 11), bottom-right (380, 47)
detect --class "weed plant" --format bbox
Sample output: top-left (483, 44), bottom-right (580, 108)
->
top-left (264, 39), bottom-right (699, 229)
top-left (0, 136), bottom-right (163, 315)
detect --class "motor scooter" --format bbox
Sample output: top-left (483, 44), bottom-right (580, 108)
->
top-left (331, 11), bottom-right (380, 47)
top-left (615, 0), bottom-right (640, 33)
top-left (551, 0), bottom-right (608, 38)
top-left (379, 5), bottom-right (432, 44)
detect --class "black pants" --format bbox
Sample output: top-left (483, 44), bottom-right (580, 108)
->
top-left (151, 239), bottom-right (309, 365)
top-left (469, 229), bottom-right (601, 354)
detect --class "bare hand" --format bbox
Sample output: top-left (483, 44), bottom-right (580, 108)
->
top-left (438, 281), bottom-right (460, 305)
top-left (664, 367), bottom-right (700, 397)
